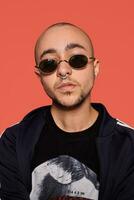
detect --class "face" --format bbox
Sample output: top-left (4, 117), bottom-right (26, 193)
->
top-left (35, 25), bottom-right (99, 109)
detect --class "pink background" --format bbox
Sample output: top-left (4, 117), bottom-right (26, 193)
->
top-left (0, 0), bottom-right (134, 133)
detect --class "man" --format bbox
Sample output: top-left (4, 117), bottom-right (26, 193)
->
top-left (0, 22), bottom-right (134, 200)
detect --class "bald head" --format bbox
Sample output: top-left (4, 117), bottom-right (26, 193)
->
top-left (34, 22), bottom-right (94, 65)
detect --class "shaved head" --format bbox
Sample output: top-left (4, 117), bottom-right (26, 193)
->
top-left (34, 22), bottom-right (94, 65)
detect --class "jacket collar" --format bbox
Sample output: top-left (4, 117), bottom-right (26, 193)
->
top-left (92, 103), bottom-right (116, 137)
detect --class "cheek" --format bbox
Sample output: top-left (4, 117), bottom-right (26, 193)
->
top-left (40, 76), bottom-right (55, 93)
top-left (78, 71), bottom-right (95, 90)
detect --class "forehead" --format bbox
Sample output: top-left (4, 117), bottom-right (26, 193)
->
top-left (36, 25), bottom-right (92, 57)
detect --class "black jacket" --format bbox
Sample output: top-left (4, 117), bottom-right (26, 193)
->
top-left (0, 103), bottom-right (134, 200)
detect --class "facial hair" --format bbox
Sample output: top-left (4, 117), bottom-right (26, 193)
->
top-left (41, 76), bottom-right (93, 110)
top-left (52, 89), bottom-right (92, 110)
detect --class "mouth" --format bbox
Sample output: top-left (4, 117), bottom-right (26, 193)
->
top-left (56, 82), bottom-right (77, 91)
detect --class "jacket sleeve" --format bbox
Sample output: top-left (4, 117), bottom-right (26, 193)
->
top-left (113, 128), bottom-right (134, 200)
top-left (0, 127), bottom-right (30, 200)
top-left (116, 156), bottom-right (134, 200)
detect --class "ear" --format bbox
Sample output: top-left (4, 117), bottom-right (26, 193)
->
top-left (93, 59), bottom-right (100, 77)
top-left (34, 67), bottom-right (41, 78)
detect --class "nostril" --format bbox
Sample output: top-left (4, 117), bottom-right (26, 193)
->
top-left (59, 71), bottom-right (70, 76)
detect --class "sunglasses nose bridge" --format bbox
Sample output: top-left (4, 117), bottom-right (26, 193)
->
top-left (58, 59), bottom-right (68, 65)
top-left (56, 59), bottom-right (72, 77)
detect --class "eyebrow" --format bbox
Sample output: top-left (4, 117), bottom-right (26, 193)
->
top-left (40, 43), bottom-right (86, 59)
top-left (65, 43), bottom-right (86, 51)
top-left (40, 49), bottom-right (57, 59)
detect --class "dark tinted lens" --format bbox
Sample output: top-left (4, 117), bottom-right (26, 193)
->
top-left (39, 59), bottom-right (57, 73)
top-left (69, 55), bottom-right (88, 68)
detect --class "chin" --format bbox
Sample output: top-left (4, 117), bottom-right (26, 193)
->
top-left (52, 95), bottom-right (87, 110)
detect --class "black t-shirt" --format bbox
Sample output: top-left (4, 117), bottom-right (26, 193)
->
top-left (30, 108), bottom-right (102, 200)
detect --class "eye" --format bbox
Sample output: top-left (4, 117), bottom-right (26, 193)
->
top-left (39, 59), bottom-right (58, 73)
top-left (69, 55), bottom-right (88, 68)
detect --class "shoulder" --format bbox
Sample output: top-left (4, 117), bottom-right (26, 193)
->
top-left (95, 103), bottom-right (134, 140)
top-left (115, 118), bottom-right (134, 136)
top-left (115, 118), bottom-right (134, 143)
top-left (22, 105), bottom-right (50, 122)
top-left (1, 105), bottom-right (50, 139)
top-left (112, 119), bottom-right (134, 148)
top-left (116, 119), bottom-right (134, 131)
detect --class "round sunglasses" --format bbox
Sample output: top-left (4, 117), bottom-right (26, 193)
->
top-left (35, 54), bottom-right (95, 74)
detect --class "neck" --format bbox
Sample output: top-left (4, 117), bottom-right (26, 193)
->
top-left (51, 100), bottom-right (98, 133)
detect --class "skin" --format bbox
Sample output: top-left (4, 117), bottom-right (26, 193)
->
top-left (35, 24), bottom-right (100, 132)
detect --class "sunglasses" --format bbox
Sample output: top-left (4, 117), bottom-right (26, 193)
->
top-left (35, 54), bottom-right (95, 74)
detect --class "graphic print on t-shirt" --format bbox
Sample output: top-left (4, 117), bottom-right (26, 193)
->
top-left (30, 155), bottom-right (99, 200)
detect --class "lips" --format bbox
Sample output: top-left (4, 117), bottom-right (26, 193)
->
top-left (56, 82), bottom-right (77, 91)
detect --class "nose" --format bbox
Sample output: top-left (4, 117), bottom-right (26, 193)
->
top-left (56, 60), bottom-right (72, 78)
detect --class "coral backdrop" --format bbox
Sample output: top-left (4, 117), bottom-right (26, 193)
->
top-left (0, 0), bottom-right (134, 133)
